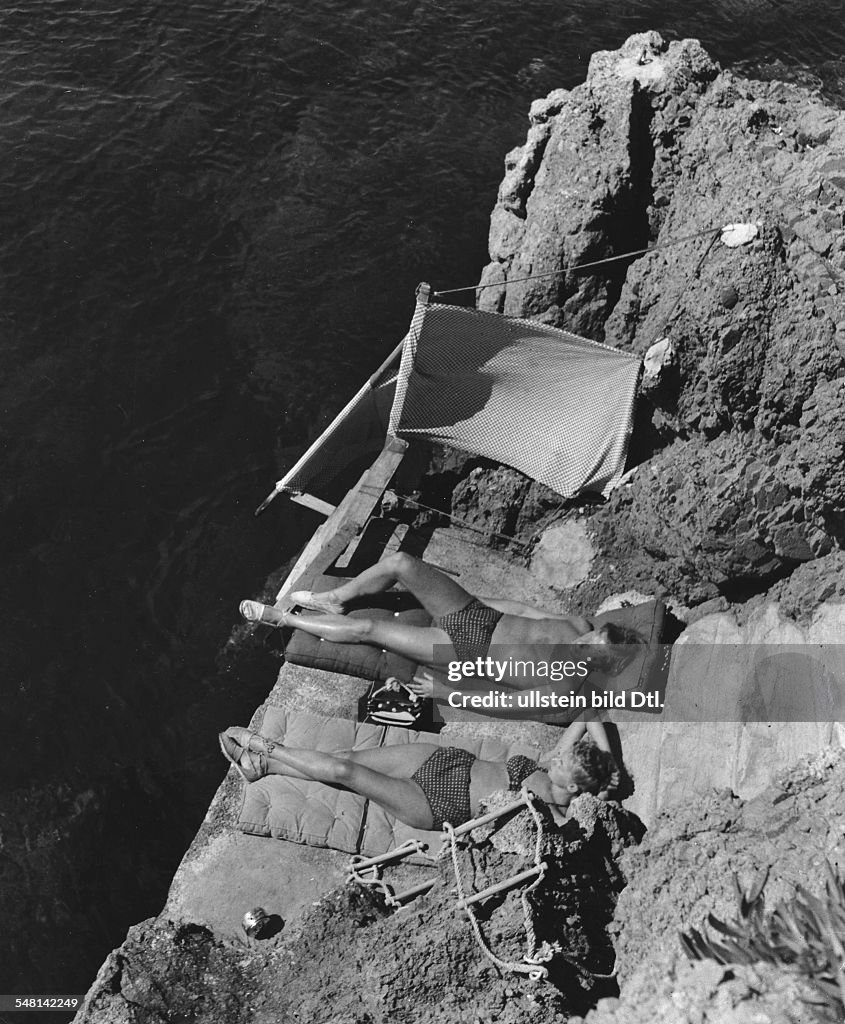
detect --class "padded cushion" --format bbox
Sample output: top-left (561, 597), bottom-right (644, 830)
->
top-left (592, 599), bottom-right (669, 696)
top-left (237, 706), bottom-right (540, 859)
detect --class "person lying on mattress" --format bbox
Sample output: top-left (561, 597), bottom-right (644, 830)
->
top-left (218, 713), bottom-right (619, 829)
top-left (239, 552), bottom-right (646, 689)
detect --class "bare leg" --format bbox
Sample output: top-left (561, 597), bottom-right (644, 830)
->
top-left (291, 552), bottom-right (473, 620)
top-left (260, 744), bottom-right (435, 828)
top-left (239, 603), bottom-right (364, 640)
top-left (288, 613), bottom-right (456, 666)
top-left (239, 600), bottom-right (457, 664)
top-left (338, 742), bottom-right (441, 777)
top-left (223, 730), bottom-right (440, 782)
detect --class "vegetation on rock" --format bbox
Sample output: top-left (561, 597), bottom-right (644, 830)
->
top-left (681, 863), bottom-right (845, 1018)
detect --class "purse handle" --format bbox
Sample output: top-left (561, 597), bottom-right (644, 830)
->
top-left (371, 677), bottom-right (420, 704)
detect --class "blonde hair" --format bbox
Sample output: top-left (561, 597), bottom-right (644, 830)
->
top-left (566, 737), bottom-right (618, 795)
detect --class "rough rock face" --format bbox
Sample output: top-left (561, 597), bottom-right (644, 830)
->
top-left (75, 751), bottom-right (845, 1024)
top-left (479, 35), bottom-right (721, 339)
top-left (582, 960), bottom-right (819, 1024)
top-left (575, 747), bottom-right (845, 1024)
top-left (587, 397), bottom-right (844, 604)
top-left (451, 464), bottom-right (533, 542)
top-left (475, 31), bottom-right (845, 610)
top-left (74, 797), bottom-right (643, 1024)
top-left (755, 550), bottom-right (845, 624)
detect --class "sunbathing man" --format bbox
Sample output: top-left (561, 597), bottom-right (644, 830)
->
top-left (240, 552), bottom-right (645, 689)
top-left (218, 713), bottom-right (619, 829)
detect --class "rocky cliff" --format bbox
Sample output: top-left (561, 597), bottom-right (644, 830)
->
top-left (467, 30), bottom-right (845, 616)
top-left (73, 32), bottom-right (845, 1024)
top-left (74, 796), bottom-right (644, 1024)
top-left (73, 750), bottom-right (845, 1024)
top-left (576, 747), bottom-right (845, 1024)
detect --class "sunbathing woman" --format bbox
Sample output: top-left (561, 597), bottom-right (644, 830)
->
top-left (218, 714), bottom-right (619, 829)
top-left (240, 552), bottom-right (645, 688)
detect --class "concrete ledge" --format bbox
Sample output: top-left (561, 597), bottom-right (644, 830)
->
top-left (165, 828), bottom-right (347, 940)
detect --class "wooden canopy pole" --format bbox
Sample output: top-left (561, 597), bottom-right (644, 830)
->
top-left (254, 283), bottom-right (430, 518)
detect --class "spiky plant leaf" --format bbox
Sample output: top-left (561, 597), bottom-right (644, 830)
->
top-left (706, 914), bottom-right (746, 939)
top-left (679, 930), bottom-right (703, 960)
top-left (678, 859), bottom-right (845, 1019)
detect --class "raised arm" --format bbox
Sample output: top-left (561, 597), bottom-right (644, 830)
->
top-left (548, 710), bottom-right (612, 756)
top-left (552, 711), bottom-right (620, 801)
top-left (584, 713), bottom-right (612, 752)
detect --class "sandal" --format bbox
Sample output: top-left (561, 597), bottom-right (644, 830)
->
top-left (218, 732), bottom-right (269, 783)
top-left (219, 730), bottom-right (274, 783)
top-left (239, 600), bottom-right (287, 628)
top-left (219, 727), bottom-right (277, 762)
top-left (235, 748), bottom-right (268, 784)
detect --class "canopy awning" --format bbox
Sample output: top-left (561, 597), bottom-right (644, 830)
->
top-left (389, 298), bottom-right (642, 498)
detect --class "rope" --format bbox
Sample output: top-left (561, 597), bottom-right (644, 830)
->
top-left (391, 492), bottom-right (532, 549)
top-left (519, 787), bottom-right (555, 968)
top-left (649, 226), bottom-right (722, 343)
top-left (346, 839), bottom-right (438, 909)
top-left (432, 226), bottom-right (720, 297)
top-left (442, 791), bottom-right (620, 984)
top-left (444, 817), bottom-right (549, 982)
top-left (443, 789), bottom-right (550, 982)
top-left (349, 872), bottom-right (395, 903)
top-left (518, 790), bottom-right (618, 982)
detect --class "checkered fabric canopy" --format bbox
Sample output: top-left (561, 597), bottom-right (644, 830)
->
top-left (388, 301), bottom-right (642, 498)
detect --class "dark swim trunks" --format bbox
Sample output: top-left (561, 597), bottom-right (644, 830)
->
top-left (411, 746), bottom-right (476, 829)
top-left (411, 748), bottom-right (547, 830)
top-left (436, 598), bottom-right (504, 661)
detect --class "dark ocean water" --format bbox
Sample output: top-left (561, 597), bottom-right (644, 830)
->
top-left (2, 0), bottom-right (844, 1004)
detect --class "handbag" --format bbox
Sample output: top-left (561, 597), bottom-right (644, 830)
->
top-left (361, 678), bottom-right (428, 728)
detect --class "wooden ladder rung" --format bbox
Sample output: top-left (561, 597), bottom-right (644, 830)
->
top-left (460, 864), bottom-right (547, 907)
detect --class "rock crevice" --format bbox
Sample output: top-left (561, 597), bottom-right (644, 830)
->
top-left (470, 30), bottom-right (845, 612)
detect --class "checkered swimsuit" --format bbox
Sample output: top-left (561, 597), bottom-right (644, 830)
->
top-left (411, 749), bottom-right (545, 830)
top-left (436, 598), bottom-right (504, 661)
top-left (505, 755), bottom-right (540, 790)
top-left (411, 747), bottom-right (475, 830)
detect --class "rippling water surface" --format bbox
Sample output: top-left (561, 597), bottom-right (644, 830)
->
top-left (2, 0), bottom-right (844, 1001)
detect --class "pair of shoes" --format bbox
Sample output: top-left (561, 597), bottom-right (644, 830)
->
top-left (220, 727), bottom-right (277, 761)
top-left (239, 600), bottom-right (287, 628)
top-left (289, 590), bottom-right (344, 614)
top-left (218, 731), bottom-right (270, 783)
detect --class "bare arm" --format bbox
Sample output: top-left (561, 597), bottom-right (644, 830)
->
top-left (584, 713), bottom-right (612, 752)
top-left (548, 712), bottom-right (620, 801)
top-left (547, 710), bottom-right (612, 757)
